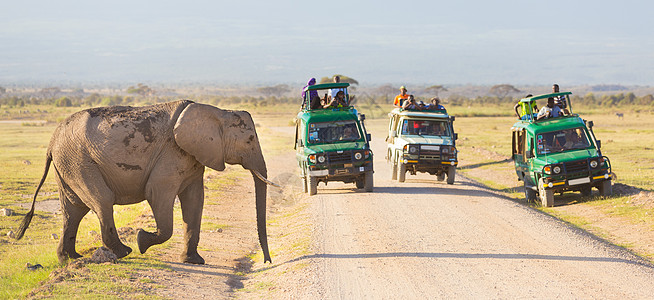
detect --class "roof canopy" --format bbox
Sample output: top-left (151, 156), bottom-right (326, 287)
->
top-left (304, 82), bottom-right (350, 92)
top-left (520, 92), bottom-right (572, 103)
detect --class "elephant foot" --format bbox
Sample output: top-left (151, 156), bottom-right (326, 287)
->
top-left (180, 252), bottom-right (205, 265)
top-left (57, 251), bottom-right (82, 264)
top-left (109, 243), bottom-right (132, 259)
top-left (137, 229), bottom-right (154, 254)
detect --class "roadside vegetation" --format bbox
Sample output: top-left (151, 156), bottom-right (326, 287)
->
top-left (0, 84), bottom-right (652, 296)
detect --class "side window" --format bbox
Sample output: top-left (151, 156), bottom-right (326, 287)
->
top-left (516, 130), bottom-right (524, 155)
top-left (522, 133), bottom-right (530, 159)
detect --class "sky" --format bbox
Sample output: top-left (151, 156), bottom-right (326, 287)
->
top-left (1, 0), bottom-right (653, 86)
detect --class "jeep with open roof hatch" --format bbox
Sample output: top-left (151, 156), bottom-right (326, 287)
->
top-left (386, 107), bottom-right (458, 183)
top-left (295, 82), bottom-right (373, 195)
top-left (511, 92), bottom-right (612, 207)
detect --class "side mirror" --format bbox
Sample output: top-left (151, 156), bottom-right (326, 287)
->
top-left (450, 116), bottom-right (456, 121)
top-left (391, 130), bottom-right (397, 137)
top-left (358, 114), bottom-right (366, 121)
top-left (454, 133), bottom-right (458, 140)
top-left (297, 139), bottom-right (304, 147)
top-left (367, 133), bottom-right (372, 141)
top-left (596, 140), bottom-right (601, 149)
top-left (588, 120), bottom-right (594, 128)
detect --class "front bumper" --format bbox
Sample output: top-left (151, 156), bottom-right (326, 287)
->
top-left (308, 163), bottom-right (373, 178)
top-left (541, 172), bottom-right (611, 190)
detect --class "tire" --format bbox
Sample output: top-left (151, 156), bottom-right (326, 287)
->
top-left (524, 180), bottom-right (537, 203)
top-left (598, 180), bottom-right (612, 197)
top-left (355, 177), bottom-right (364, 189)
top-left (580, 185), bottom-right (592, 197)
top-left (446, 167), bottom-right (456, 185)
top-left (436, 173), bottom-right (445, 181)
top-left (538, 178), bottom-right (554, 207)
top-left (308, 176), bottom-right (317, 196)
top-left (398, 163), bottom-right (406, 183)
top-left (302, 175), bottom-right (308, 193)
top-left (364, 171), bottom-right (374, 192)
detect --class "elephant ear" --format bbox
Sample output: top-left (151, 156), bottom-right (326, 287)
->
top-left (173, 103), bottom-right (225, 171)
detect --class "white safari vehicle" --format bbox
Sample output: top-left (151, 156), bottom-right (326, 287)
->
top-left (386, 108), bottom-right (458, 183)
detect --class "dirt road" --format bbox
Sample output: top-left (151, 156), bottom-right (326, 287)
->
top-left (242, 127), bottom-right (654, 299)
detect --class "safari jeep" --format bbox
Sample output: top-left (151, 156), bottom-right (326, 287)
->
top-left (295, 82), bottom-right (373, 195)
top-left (511, 92), bottom-right (612, 207)
top-left (386, 107), bottom-right (458, 183)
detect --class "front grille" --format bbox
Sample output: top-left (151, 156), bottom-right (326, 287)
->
top-left (564, 160), bottom-right (588, 174)
top-left (420, 148), bottom-right (441, 160)
top-left (328, 151), bottom-right (352, 164)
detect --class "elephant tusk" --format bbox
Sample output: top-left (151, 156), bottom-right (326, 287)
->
top-left (251, 170), bottom-right (282, 188)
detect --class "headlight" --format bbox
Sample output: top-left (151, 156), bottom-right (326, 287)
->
top-left (553, 166), bottom-right (561, 174)
top-left (354, 152), bottom-right (363, 160)
top-left (409, 146), bottom-right (418, 154)
top-left (442, 147), bottom-right (449, 154)
top-left (544, 166), bottom-right (551, 174)
top-left (589, 160), bottom-right (598, 168)
top-left (317, 155), bottom-right (326, 163)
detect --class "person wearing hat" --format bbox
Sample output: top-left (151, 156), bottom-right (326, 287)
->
top-left (394, 86), bottom-right (410, 108)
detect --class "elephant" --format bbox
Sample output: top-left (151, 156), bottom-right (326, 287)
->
top-left (16, 100), bottom-right (273, 264)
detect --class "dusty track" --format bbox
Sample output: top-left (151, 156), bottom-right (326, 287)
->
top-left (239, 127), bottom-right (654, 299)
top-left (134, 124), bottom-right (654, 299)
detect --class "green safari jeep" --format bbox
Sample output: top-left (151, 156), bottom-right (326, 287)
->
top-left (386, 108), bottom-right (458, 183)
top-left (511, 92), bottom-right (612, 207)
top-left (295, 82), bottom-right (374, 195)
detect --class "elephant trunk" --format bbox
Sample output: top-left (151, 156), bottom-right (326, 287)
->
top-left (251, 168), bottom-right (271, 263)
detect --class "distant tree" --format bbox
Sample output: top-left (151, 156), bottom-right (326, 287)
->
top-left (639, 94), bottom-right (654, 105)
top-left (319, 75), bottom-right (359, 86)
top-left (489, 84), bottom-right (520, 100)
top-left (257, 84), bottom-right (291, 97)
top-left (583, 92), bottom-right (596, 105)
top-left (0, 86), bottom-right (6, 94)
top-left (39, 87), bottom-right (61, 99)
top-left (375, 84), bottom-right (397, 103)
top-left (424, 85), bottom-right (448, 97)
top-left (127, 83), bottom-right (154, 97)
top-left (54, 96), bottom-right (73, 107)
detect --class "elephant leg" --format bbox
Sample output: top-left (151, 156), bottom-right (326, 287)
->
top-left (178, 178), bottom-right (205, 264)
top-left (57, 189), bottom-right (90, 263)
top-left (73, 166), bottom-right (132, 258)
top-left (137, 187), bottom-right (176, 254)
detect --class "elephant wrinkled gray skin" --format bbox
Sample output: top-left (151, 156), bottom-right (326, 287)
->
top-left (16, 100), bottom-right (272, 264)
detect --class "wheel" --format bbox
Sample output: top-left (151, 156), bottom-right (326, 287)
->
top-left (446, 167), bottom-right (456, 185)
top-left (302, 175), bottom-right (308, 193)
top-left (355, 177), bottom-right (364, 189)
top-left (364, 171), bottom-right (374, 192)
top-left (436, 172), bottom-right (445, 181)
top-left (398, 162), bottom-right (406, 182)
top-left (308, 176), bottom-right (317, 196)
top-left (538, 178), bottom-right (554, 207)
top-left (598, 180), bottom-right (612, 197)
top-left (524, 180), bottom-right (537, 202)
top-left (580, 185), bottom-right (592, 197)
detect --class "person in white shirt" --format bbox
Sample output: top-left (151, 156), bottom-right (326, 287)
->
top-left (537, 97), bottom-right (562, 120)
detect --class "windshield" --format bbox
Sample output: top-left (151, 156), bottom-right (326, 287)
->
top-left (401, 119), bottom-right (451, 137)
top-left (536, 127), bottom-right (591, 154)
top-left (308, 120), bottom-right (360, 144)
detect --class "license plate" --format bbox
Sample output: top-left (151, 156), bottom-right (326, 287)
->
top-left (336, 169), bottom-right (349, 175)
top-left (568, 177), bottom-right (590, 186)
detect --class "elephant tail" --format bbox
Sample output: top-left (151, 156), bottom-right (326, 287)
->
top-left (16, 153), bottom-right (52, 240)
